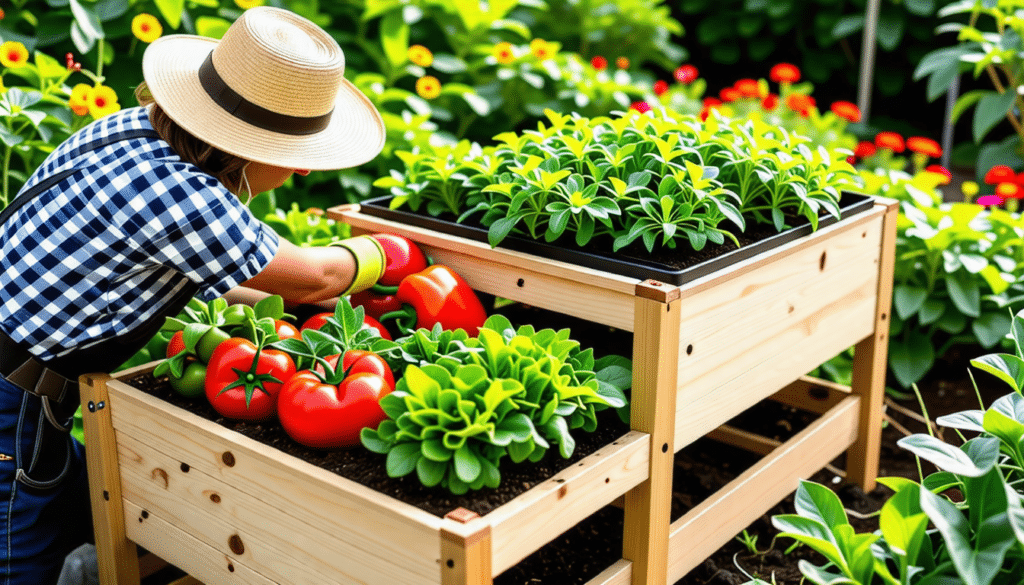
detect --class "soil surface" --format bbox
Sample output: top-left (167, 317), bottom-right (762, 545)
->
top-left (132, 300), bottom-right (1008, 584)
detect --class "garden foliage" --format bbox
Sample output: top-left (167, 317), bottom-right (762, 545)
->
top-left (775, 307), bottom-right (1024, 585)
top-left (376, 108), bottom-right (856, 253)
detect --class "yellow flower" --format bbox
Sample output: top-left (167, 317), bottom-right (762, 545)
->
top-left (961, 181), bottom-right (980, 198)
top-left (234, 0), bottom-right (265, 8)
top-left (493, 42), bottom-right (515, 65)
top-left (69, 84), bottom-right (91, 116)
top-left (415, 76), bottom-right (441, 99)
top-left (87, 85), bottom-right (120, 119)
top-left (131, 13), bottom-right (162, 43)
top-left (529, 39), bottom-right (554, 60)
top-left (407, 45), bottom-right (433, 68)
top-left (0, 41), bottom-right (29, 69)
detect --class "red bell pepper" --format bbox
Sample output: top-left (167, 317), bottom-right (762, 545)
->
top-left (348, 289), bottom-right (402, 320)
top-left (380, 265), bottom-right (487, 335)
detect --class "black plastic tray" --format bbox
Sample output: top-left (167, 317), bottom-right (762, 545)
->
top-left (357, 192), bottom-right (876, 285)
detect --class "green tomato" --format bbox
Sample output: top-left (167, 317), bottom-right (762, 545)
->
top-left (196, 327), bottom-right (232, 363)
top-left (144, 331), bottom-right (170, 359)
top-left (169, 361), bottom-right (207, 398)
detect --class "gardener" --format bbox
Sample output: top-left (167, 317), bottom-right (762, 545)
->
top-left (0, 7), bottom-right (387, 583)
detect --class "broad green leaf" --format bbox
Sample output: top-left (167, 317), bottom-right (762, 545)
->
top-left (973, 90), bottom-right (1016, 144)
top-left (894, 285), bottom-right (928, 320)
top-left (889, 334), bottom-right (935, 388)
top-left (794, 480), bottom-right (849, 529)
top-left (386, 442), bottom-right (421, 477)
top-left (380, 12), bottom-right (409, 68)
top-left (970, 354), bottom-right (1024, 392)
top-left (152, 0), bottom-right (184, 29)
top-left (946, 271), bottom-right (981, 317)
top-left (897, 434), bottom-right (990, 476)
top-left (972, 311), bottom-right (1012, 348)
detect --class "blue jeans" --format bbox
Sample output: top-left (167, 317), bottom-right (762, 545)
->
top-left (0, 374), bottom-right (90, 585)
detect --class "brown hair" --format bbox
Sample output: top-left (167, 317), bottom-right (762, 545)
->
top-left (135, 82), bottom-right (249, 193)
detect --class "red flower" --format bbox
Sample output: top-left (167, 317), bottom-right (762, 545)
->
top-left (761, 93), bottom-right (778, 110)
top-left (1016, 172), bottom-right (1024, 186)
top-left (997, 182), bottom-right (1022, 199)
top-left (703, 97), bottom-right (723, 108)
top-left (770, 63), bottom-right (801, 83)
top-left (786, 94), bottom-right (816, 116)
top-left (653, 80), bottom-right (669, 96)
top-left (846, 156), bottom-right (856, 165)
top-left (630, 101), bottom-right (652, 113)
top-left (854, 141), bottom-right (877, 159)
top-left (874, 132), bottom-right (905, 153)
top-left (830, 101), bottom-right (861, 123)
top-left (906, 136), bottom-right (942, 159)
top-left (984, 165), bottom-right (1016, 185)
top-left (925, 165), bottom-right (952, 185)
top-left (590, 56), bottom-right (608, 70)
top-left (720, 87), bottom-right (742, 102)
top-left (674, 64), bottom-right (698, 84)
top-left (734, 79), bottom-right (760, 97)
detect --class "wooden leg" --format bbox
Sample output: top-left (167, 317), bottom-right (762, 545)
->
top-left (623, 283), bottom-right (681, 585)
top-left (847, 201), bottom-right (898, 492)
top-left (79, 373), bottom-right (141, 585)
top-left (440, 508), bottom-right (492, 585)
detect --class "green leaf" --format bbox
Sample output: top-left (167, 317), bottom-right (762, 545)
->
top-left (894, 285), bottom-right (928, 320)
top-left (918, 299), bottom-right (946, 326)
top-left (905, 0), bottom-right (935, 16)
top-left (416, 456), bottom-right (446, 487)
top-left (380, 12), bottom-right (409, 68)
top-left (972, 312), bottom-right (1012, 348)
top-left (830, 14), bottom-right (864, 38)
top-left (152, 0), bottom-right (184, 29)
top-left (973, 90), bottom-right (1016, 144)
top-left (385, 442), bottom-right (421, 477)
top-left (874, 11), bottom-right (905, 51)
top-left (970, 354), bottom-right (1024, 392)
top-left (897, 434), bottom-right (990, 476)
top-left (794, 480), bottom-right (848, 529)
top-left (453, 444), bottom-right (482, 482)
top-left (888, 334), bottom-right (935, 388)
top-left (946, 271), bottom-right (981, 317)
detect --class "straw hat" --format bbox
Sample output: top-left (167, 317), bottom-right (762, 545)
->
top-left (141, 6), bottom-right (385, 171)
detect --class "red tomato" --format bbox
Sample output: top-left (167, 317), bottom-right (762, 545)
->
top-left (316, 351), bottom-right (395, 391)
top-left (300, 312), bottom-right (333, 331)
top-left (349, 290), bottom-right (402, 320)
top-left (372, 233), bottom-right (429, 286)
top-left (278, 371), bottom-right (392, 448)
top-left (204, 338), bottom-right (296, 421)
top-left (361, 315), bottom-right (392, 340)
top-left (166, 331), bottom-right (186, 359)
top-left (274, 319), bottom-right (301, 340)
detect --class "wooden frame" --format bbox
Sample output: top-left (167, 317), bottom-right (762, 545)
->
top-left (81, 198), bottom-right (897, 584)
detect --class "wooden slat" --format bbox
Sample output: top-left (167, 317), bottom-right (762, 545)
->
top-left (168, 577), bottom-right (204, 585)
top-left (770, 376), bottom-right (851, 415)
top-left (847, 199), bottom-right (899, 491)
top-left (706, 425), bottom-right (780, 456)
top-left (80, 373), bottom-right (141, 585)
top-left (585, 559), bottom-right (632, 585)
top-left (106, 380), bottom-right (442, 584)
top-left (623, 292), bottom-right (681, 585)
top-left (116, 432), bottom-right (434, 585)
top-left (488, 431), bottom-right (650, 574)
top-left (674, 214), bottom-right (882, 448)
top-left (124, 500), bottom-right (274, 585)
top-left (667, 395), bottom-right (861, 582)
top-left (331, 206), bottom-right (640, 331)
top-left (440, 514), bottom-right (492, 585)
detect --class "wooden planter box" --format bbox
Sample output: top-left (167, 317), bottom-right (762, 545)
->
top-left (81, 197), bottom-right (897, 585)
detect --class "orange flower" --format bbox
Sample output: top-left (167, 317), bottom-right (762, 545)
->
top-left (529, 39), bottom-right (554, 60)
top-left (719, 87), bottom-right (742, 102)
top-left (786, 94), bottom-right (816, 116)
top-left (830, 101), bottom-right (861, 123)
top-left (997, 182), bottom-right (1022, 199)
top-left (984, 165), bottom-right (1016, 184)
top-left (906, 136), bottom-right (942, 159)
top-left (494, 42), bottom-right (516, 65)
top-left (415, 76), bottom-right (441, 99)
top-left (0, 9), bottom-right (6, 20)
top-left (131, 13), bottom-right (162, 43)
top-left (0, 41), bottom-right (28, 69)
top-left (769, 63), bottom-right (800, 83)
top-left (854, 141), bottom-right (876, 159)
top-left (874, 132), bottom-right (905, 153)
top-left (734, 79), bottom-right (760, 98)
top-left (590, 56), bottom-right (608, 71)
top-left (69, 84), bottom-right (91, 116)
top-left (87, 85), bottom-right (120, 119)
top-left (407, 45), bottom-right (433, 68)
top-left (653, 80), bottom-right (669, 96)
top-left (674, 64), bottom-right (698, 84)
top-left (616, 56), bottom-right (630, 69)
top-left (924, 165), bottom-right (952, 185)
top-left (761, 93), bottom-right (778, 110)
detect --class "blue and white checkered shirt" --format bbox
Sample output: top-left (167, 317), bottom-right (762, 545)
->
top-left (0, 107), bottom-right (279, 361)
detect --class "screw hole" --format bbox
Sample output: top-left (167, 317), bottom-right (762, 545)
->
top-left (222, 452), bottom-right (235, 467)
top-left (686, 344), bottom-right (693, 355)
top-left (862, 231), bottom-right (867, 238)
top-left (516, 278), bottom-right (525, 287)
top-left (210, 493), bottom-right (221, 504)
top-left (662, 443), bottom-right (669, 453)
top-left (103, 490), bottom-right (109, 501)
top-left (819, 251), bottom-right (827, 271)
top-left (880, 313), bottom-right (887, 320)
top-left (141, 510), bottom-right (149, 519)
top-left (446, 560), bottom-right (455, 569)
top-left (228, 563), bottom-right (234, 572)
top-left (87, 401), bottom-right (95, 412)
top-left (605, 477), bottom-right (610, 483)
top-left (180, 462), bottom-right (190, 473)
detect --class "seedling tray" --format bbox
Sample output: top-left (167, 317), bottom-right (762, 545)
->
top-left (356, 192), bottom-right (875, 285)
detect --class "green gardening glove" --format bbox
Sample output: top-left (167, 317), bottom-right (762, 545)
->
top-left (331, 235), bottom-right (386, 296)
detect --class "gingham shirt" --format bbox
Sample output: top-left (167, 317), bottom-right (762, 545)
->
top-left (0, 107), bottom-right (279, 361)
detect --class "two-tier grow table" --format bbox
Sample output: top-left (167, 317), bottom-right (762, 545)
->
top-left (81, 197), bottom-right (897, 585)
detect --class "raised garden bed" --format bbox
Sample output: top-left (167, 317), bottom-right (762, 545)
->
top-left (80, 195), bottom-right (897, 584)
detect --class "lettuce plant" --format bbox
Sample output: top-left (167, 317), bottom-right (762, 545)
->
top-left (360, 315), bottom-right (631, 494)
top-left (774, 308), bottom-right (1024, 584)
